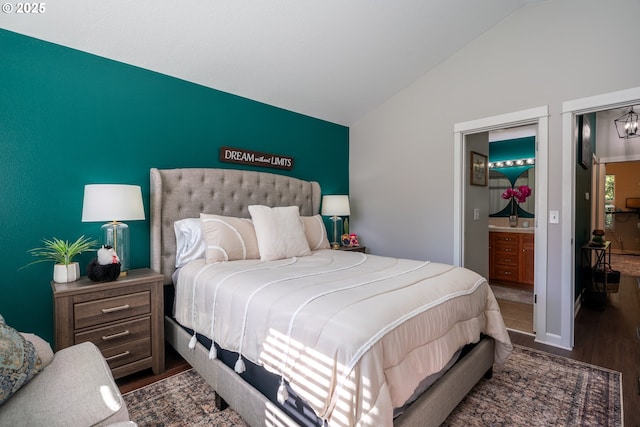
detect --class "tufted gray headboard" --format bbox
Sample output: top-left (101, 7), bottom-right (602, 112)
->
top-left (150, 168), bottom-right (322, 284)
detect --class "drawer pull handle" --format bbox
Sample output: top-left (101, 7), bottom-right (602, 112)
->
top-left (101, 304), bottom-right (130, 314)
top-left (102, 330), bottom-right (130, 341)
top-left (105, 351), bottom-right (130, 361)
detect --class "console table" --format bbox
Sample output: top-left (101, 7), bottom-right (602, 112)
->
top-left (580, 241), bottom-right (611, 309)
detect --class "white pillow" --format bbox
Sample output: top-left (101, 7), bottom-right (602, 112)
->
top-left (174, 218), bottom-right (206, 268)
top-left (248, 205), bottom-right (311, 261)
top-left (301, 215), bottom-right (330, 250)
top-left (200, 213), bottom-right (260, 262)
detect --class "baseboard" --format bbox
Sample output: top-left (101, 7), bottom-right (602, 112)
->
top-left (535, 332), bottom-right (572, 351)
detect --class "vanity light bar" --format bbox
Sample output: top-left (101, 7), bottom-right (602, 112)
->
top-left (489, 158), bottom-right (535, 169)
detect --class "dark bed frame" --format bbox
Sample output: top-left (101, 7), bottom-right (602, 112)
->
top-left (150, 167), bottom-right (494, 426)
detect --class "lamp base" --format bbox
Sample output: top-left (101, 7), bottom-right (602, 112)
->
top-left (101, 221), bottom-right (130, 274)
top-left (329, 216), bottom-right (343, 250)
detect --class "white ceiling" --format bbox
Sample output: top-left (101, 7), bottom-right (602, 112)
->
top-left (0, 0), bottom-right (540, 125)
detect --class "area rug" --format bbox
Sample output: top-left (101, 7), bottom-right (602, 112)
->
top-left (443, 345), bottom-right (622, 426)
top-left (610, 253), bottom-right (640, 277)
top-left (490, 284), bottom-right (534, 305)
top-left (123, 369), bottom-right (248, 426)
top-left (124, 345), bottom-right (621, 426)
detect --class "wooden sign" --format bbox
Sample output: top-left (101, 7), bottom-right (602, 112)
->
top-left (219, 146), bottom-right (294, 171)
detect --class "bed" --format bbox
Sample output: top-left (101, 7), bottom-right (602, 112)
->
top-left (150, 167), bottom-right (512, 427)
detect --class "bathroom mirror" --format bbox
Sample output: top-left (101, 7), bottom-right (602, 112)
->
top-left (514, 168), bottom-right (535, 215)
top-left (489, 170), bottom-right (511, 215)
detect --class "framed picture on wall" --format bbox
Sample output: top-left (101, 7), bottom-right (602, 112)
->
top-left (578, 114), bottom-right (592, 169)
top-left (470, 151), bottom-right (488, 186)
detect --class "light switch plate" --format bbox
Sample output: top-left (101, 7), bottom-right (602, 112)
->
top-left (550, 210), bottom-right (559, 224)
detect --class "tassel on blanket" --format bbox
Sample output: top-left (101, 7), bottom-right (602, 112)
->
top-left (234, 356), bottom-right (246, 374)
top-left (276, 378), bottom-right (289, 404)
top-left (208, 344), bottom-right (217, 360)
top-left (188, 334), bottom-right (197, 350)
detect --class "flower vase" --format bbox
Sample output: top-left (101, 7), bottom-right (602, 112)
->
top-left (509, 198), bottom-right (518, 227)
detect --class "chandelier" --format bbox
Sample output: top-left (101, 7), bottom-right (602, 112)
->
top-left (614, 106), bottom-right (639, 139)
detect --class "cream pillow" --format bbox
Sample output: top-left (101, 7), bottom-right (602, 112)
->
top-left (200, 213), bottom-right (260, 262)
top-left (20, 333), bottom-right (54, 368)
top-left (301, 215), bottom-right (330, 250)
top-left (248, 205), bottom-right (311, 261)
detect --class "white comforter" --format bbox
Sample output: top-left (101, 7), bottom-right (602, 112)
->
top-left (175, 250), bottom-right (512, 426)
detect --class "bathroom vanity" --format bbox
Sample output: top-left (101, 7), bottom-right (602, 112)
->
top-left (489, 228), bottom-right (534, 286)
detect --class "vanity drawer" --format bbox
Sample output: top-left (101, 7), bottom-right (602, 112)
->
top-left (495, 245), bottom-right (518, 259)
top-left (493, 233), bottom-right (519, 244)
top-left (494, 252), bottom-right (518, 266)
top-left (494, 267), bottom-right (519, 281)
top-left (74, 291), bottom-right (151, 329)
top-left (75, 317), bottom-right (150, 352)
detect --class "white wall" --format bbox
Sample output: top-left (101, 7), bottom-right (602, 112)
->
top-left (350, 0), bottom-right (640, 342)
top-left (464, 132), bottom-right (489, 278)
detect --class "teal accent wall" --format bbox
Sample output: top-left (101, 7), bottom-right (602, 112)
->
top-left (0, 29), bottom-right (349, 343)
top-left (489, 136), bottom-right (536, 218)
top-left (488, 136), bottom-right (535, 183)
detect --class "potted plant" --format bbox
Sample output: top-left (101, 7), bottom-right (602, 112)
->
top-left (23, 236), bottom-right (98, 283)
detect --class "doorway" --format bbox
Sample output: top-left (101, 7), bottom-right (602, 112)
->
top-left (561, 86), bottom-right (640, 348)
top-left (488, 126), bottom-right (536, 335)
top-left (453, 106), bottom-right (548, 343)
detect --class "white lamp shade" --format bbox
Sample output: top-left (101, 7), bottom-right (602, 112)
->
top-left (321, 195), bottom-right (351, 216)
top-left (82, 184), bottom-right (146, 222)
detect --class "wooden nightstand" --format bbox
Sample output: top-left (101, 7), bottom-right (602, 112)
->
top-left (51, 268), bottom-right (165, 379)
top-left (334, 245), bottom-right (366, 253)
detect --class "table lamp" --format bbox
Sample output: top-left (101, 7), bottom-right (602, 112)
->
top-left (82, 184), bottom-right (145, 275)
top-left (321, 195), bottom-right (350, 249)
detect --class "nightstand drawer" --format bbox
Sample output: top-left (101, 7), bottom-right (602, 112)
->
top-left (74, 291), bottom-right (151, 329)
top-left (75, 317), bottom-right (151, 351)
top-left (101, 338), bottom-right (151, 370)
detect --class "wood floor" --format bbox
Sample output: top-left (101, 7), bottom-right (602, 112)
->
top-left (116, 344), bottom-right (190, 394)
top-left (118, 274), bottom-right (640, 426)
top-left (496, 298), bottom-right (534, 334)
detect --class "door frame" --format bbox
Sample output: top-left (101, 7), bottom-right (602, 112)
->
top-left (453, 105), bottom-right (549, 343)
top-left (561, 86), bottom-right (640, 349)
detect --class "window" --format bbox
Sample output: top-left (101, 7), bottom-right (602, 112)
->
top-left (604, 174), bottom-right (615, 229)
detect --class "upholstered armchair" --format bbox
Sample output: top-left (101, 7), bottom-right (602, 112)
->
top-left (0, 315), bottom-right (135, 426)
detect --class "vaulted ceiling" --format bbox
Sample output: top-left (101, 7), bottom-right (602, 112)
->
top-left (1, 0), bottom-right (541, 125)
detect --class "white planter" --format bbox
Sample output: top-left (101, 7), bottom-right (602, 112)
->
top-left (53, 262), bottom-right (80, 283)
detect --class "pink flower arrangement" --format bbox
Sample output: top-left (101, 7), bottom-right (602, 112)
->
top-left (502, 185), bottom-right (532, 204)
